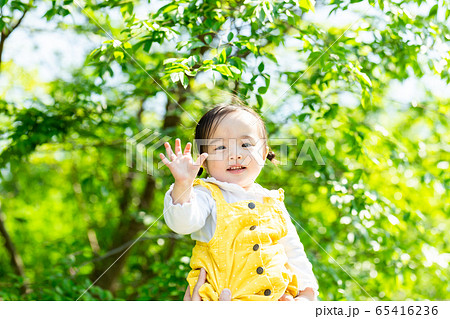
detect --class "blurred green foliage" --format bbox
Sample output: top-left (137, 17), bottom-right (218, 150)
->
top-left (0, 0), bottom-right (449, 300)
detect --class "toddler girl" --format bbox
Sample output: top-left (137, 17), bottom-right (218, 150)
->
top-left (160, 102), bottom-right (319, 301)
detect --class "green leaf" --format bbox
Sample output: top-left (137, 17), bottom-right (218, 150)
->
top-left (262, 2), bottom-right (274, 23)
top-left (308, 51), bottom-right (324, 65)
top-left (43, 8), bottom-right (57, 21)
top-left (298, 113), bottom-right (310, 122)
top-left (403, 212), bottom-right (410, 222)
top-left (204, 34), bottom-right (212, 44)
top-left (352, 169), bottom-right (363, 183)
top-left (186, 41), bottom-right (204, 50)
top-left (349, 63), bottom-right (372, 87)
top-left (229, 66), bottom-right (242, 75)
top-left (163, 58), bottom-right (181, 65)
top-left (265, 52), bottom-right (278, 63)
top-left (143, 41), bottom-right (152, 52)
top-left (120, 2), bottom-right (134, 17)
top-left (170, 72), bottom-right (179, 83)
top-left (227, 32), bottom-right (234, 42)
top-left (358, 70), bottom-right (372, 87)
top-left (113, 51), bottom-right (124, 61)
top-left (428, 4), bottom-right (438, 18)
top-left (262, 73), bottom-right (270, 87)
top-left (186, 55), bottom-right (199, 68)
top-left (258, 62), bottom-right (264, 73)
top-left (180, 72), bottom-right (189, 89)
top-left (299, 0), bottom-right (315, 12)
top-left (361, 89), bottom-right (371, 109)
top-left (216, 65), bottom-right (233, 77)
top-left (156, 3), bottom-right (178, 15)
top-left (324, 104), bottom-right (338, 118)
top-left (245, 42), bottom-right (258, 55)
top-left (226, 46), bottom-right (232, 57)
top-left (258, 86), bottom-right (268, 94)
top-left (219, 49), bottom-right (227, 64)
top-left (256, 94), bottom-right (263, 107)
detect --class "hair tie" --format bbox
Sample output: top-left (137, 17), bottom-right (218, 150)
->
top-left (267, 151), bottom-right (276, 161)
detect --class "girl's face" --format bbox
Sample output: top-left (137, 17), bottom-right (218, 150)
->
top-left (203, 111), bottom-right (269, 190)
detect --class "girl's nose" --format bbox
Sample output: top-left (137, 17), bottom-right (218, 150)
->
top-left (229, 153), bottom-right (243, 160)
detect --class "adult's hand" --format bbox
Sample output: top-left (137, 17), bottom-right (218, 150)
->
top-left (183, 268), bottom-right (232, 301)
top-left (294, 287), bottom-right (315, 301)
top-left (279, 287), bottom-right (316, 301)
top-left (278, 293), bottom-right (294, 301)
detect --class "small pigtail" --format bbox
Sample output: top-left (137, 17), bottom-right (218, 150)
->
top-left (267, 150), bottom-right (281, 166)
top-left (197, 167), bottom-right (204, 176)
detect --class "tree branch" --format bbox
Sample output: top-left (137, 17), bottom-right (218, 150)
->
top-left (73, 233), bottom-right (182, 275)
top-left (0, 207), bottom-right (30, 294)
top-left (0, 6), bottom-right (30, 72)
top-left (9, 8), bottom-right (29, 36)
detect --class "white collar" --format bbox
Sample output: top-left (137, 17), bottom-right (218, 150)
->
top-left (202, 176), bottom-right (280, 199)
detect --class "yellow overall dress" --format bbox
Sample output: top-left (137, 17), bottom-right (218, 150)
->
top-left (187, 178), bottom-right (299, 301)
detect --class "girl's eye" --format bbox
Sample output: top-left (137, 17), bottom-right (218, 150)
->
top-left (215, 145), bottom-right (225, 150)
top-left (242, 143), bottom-right (252, 147)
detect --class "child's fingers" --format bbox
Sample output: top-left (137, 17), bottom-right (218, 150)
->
top-left (174, 138), bottom-right (182, 156)
top-left (164, 142), bottom-right (176, 160)
top-left (159, 153), bottom-right (171, 166)
top-left (194, 153), bottom-right (208, 166)
top-left (184, 142), bottom-right (191, 155)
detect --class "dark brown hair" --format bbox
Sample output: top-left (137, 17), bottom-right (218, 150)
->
top-left (194, 100), bottom-right (279, 176)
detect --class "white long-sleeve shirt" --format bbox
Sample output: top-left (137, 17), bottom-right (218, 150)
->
top-left (163, 177), bottom-right (319, 299)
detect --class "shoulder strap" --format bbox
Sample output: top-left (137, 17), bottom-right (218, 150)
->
top-left (193, 178), bottom-right (226, 205)
top-left (277, 188), bottom-right (285, 202)
top-left (263, 187), bottom-right (285, 205)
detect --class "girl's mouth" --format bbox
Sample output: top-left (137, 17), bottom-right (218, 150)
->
top-left (227, 166), bottom-right (246, 174)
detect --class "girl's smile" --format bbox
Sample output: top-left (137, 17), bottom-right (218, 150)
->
top-left (227, 165), bottom-right (247, 174)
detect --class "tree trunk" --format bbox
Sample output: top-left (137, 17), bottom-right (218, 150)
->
top-left (0, 208), bottom-right (30, 294)
top-left (0, 33), bottom-right (6, 72)
top-left (89, 70), bottom-right (186, 294)
top-left (91, 175), bottom-right (156, 292)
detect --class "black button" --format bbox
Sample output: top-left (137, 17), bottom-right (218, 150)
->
top-left (256, 267), bottom-right (264, 274)
top-left (253, 244), bottom-right (259, 251)
top-left (249, 225), bottom-right (256, 231)
top-left (264, 289), bottom-right (271, 296)
top-left (248, 202), bottom-right (255, 209)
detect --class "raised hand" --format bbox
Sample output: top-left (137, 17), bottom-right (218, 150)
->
top-left (159, 138), bottom-right (208, 185)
